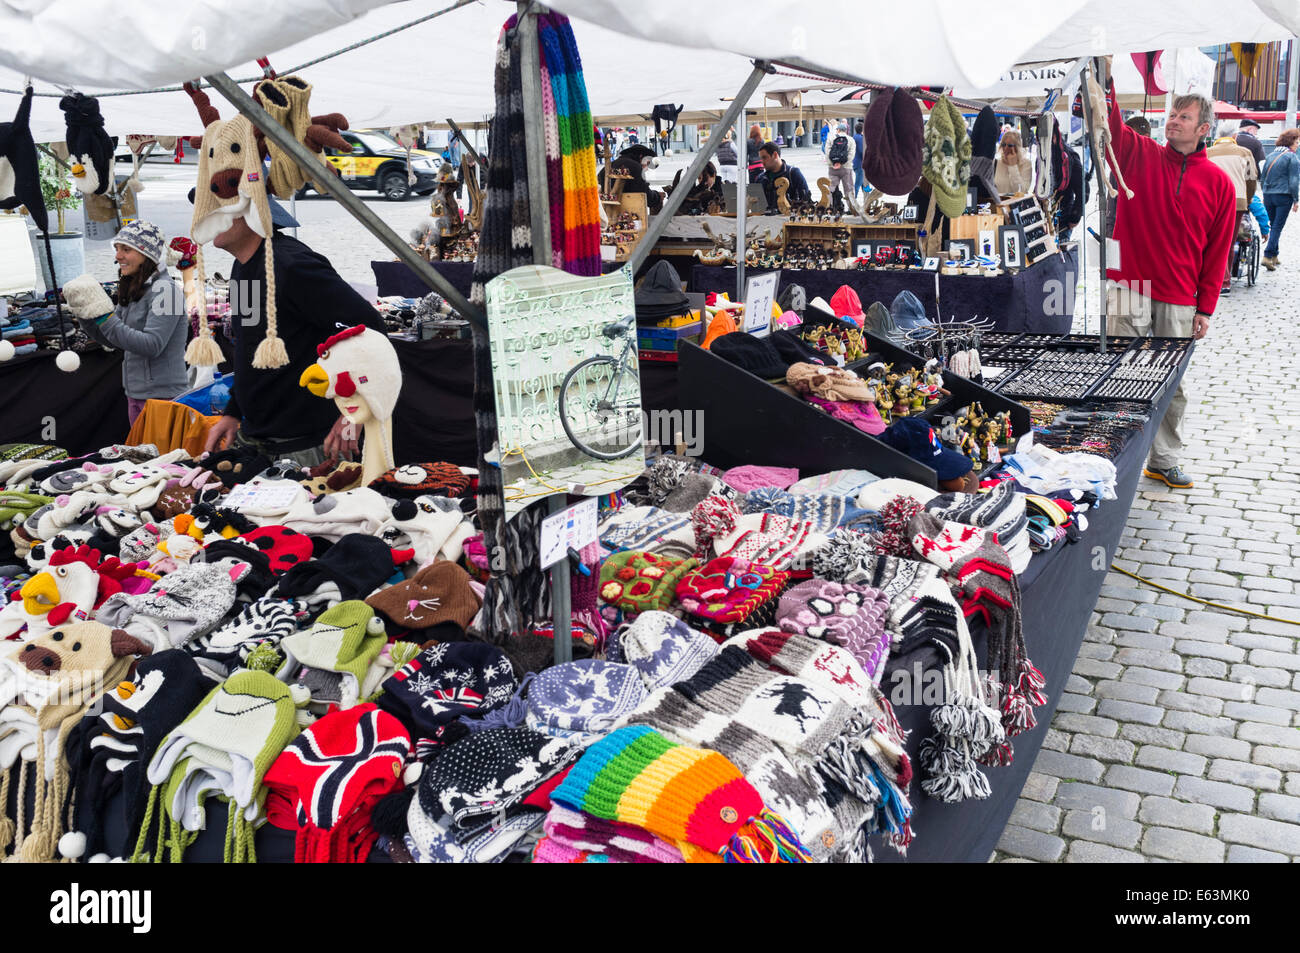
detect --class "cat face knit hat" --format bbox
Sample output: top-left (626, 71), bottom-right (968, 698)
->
top-left (776, 578), bottom-right (892, 682)
top-left (378, 641), bottom-right (518, 740)
top-left (263, 703), bottom-right (411, 863)
top-left (366, 561), bottom-right (481, 633)
top-left (864, 87), bottom-right (924, 196)
top-left (524, 659), bottom-right (647, 742)
top-left (550, 724), bottom-right (811, 863)
top-left (599, 551), bottom-right (698, 614)
top-left (187, 115), bottom-right (283, 369)
top-left (614, 610), bottom-right (718, 691)
top-left (368, 463), bottom-right (470, 500)
top-left (922, 95), bottom-right (973, 218)
top-left (137, 669), bottom-right (303, 862)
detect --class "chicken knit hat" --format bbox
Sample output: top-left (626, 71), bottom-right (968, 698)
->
top-left (922, 95), bottom-right (973, 219)
top-left (186, 113), bottom-right (283, 369)
top-left (550, 724), bottom-right (811, 863)
top-left (300, 326), bottom-right (403, 472)
top-left (135, 669), bottom-right (303, 863)
top-left (263, 703), bottom-right (411, 863)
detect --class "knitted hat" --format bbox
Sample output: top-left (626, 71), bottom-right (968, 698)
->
top-left (187, 114), bottom-right (283, 369)
top-left (788, 469), bottom-right (878, 498)
top-left (524, 659), bottom-right (646, 741)
top-left (720, 465), bottom-right (799, 494)
top-left (419, 727), bottom-right (579, 830)
top-left (238, 525), bottom-right (314, 574)
top-left (0, 88), bottom-right (48, 232)
top-left (786, 363), bottom-right (875, 402)
top-left (112, 220), bottom-right (166, 265)
top-left (925, 481), bottom-right (1030, 574)
top-left (280, 600), bottom-right (389, 709)
top-left (380, 496), bottom-right (474, 568)
top-left (93, 561), bottom-right (249, 653)
top-left (188, 597), bottom-right (306, 679)
top-left (274, 532), bottom-right (412, 604)
top-left (634, 260), bottom-right (690, 317)
top-left (599, 551), bottom-right (697, 614)
top-left (768, 329), bottom-right (828, 367)
top-left (971, 105), bottom-right (998, 161)
top-left (537, 802), bottom-right (685, 863)
top-left (613, 610), bottom-right (718, 691)
top-left (137, 669), bottom-right (303, 862)
top-left (710, 332), bottom-right (788, 380)
top-left (921, 95), bottom-right (973, 218)
top-left (550, 724), bottom-right (811, 862)
top-left (856, 477), bottom-right (939, 512)
top-left (366, 561), bottom-right (481, 632)
top-left (805, 395), bottom-right (887, 437)
top-left (880, 418), bottom-right (973, 482)
top-left (377, 641), bottom-right (517, 740)
top-left (301, 325), bottom-right (402, 422)
top-left (63, 648), bottom-right (213, 861)
top-left (59, 93), bottom-right (114, 196)
top-left (368, 462), bottom-right (470, 500)
top-left (829, 286), bottom-right (866, 328)
top-left (864, 87), bottom-right (924, 196)
top-left (280, 486), bottom-right (394, 542)
top-left (675, 556), bottom-right (788, 626)
top-left (776, 578), bottom-right (892, 681)
top-left (263, 703), bottom-right (411, 863)
top-left (777, 284), bottom-right (806, 314)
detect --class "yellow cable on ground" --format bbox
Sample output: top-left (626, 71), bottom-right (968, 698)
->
top-left (1110, 564), bottom-right (1300, 625)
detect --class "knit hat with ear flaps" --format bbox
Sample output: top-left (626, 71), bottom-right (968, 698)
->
top-left (922, 95), bottom-right (973, 219)
top-left (301, 325), bottom-right (403, 422)
top-left (776, 578), bottom-right (892, 682)
top-left (368, 462), bottom-right (470, 500)
top-left (599, 551), bottom-right (698, 614)
top-left (0, 87), bottom-right (48, 233)
top-left (366, 560), bottom-right (481, 632)
top-left (612, 610), bottom-right (718, 691)
top-left (378, 641), bottom-right (517, 740)
top-left (187, 114), bottom-right (284, 369)
top-left (112, 220), bottom-right (167, 265)
top-left (59, 92), bottom-right (115, 197)
top-left (524, 659), bottom-right (647, 741)
top-left (864, 87), bottom-right (924, 197)
top-left (279, 600), bottom-right (389, 704)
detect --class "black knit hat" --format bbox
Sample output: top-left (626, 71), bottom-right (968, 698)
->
top-left (59, 92), bottom-right (115, 196)
top-left (971, 106), bottom-right (999, 161)
top-left (635, 260), bottom-right (690, 315)
top-left (0, 88), bottom-right (48, 232)
top-left (711, 331), bottom-right (789, 380)
top-left (769, 329), bottom-right (829, 367)
top-left (864, 88), bottom-right (924, 196)
top-left (273, 532), bottom-right (411, 602)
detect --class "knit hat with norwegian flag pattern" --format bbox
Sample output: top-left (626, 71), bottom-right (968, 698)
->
top-left (263, 703), bottom-right (411, 862)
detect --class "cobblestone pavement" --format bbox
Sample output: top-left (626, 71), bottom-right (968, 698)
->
top-left (993, 220), bottom-right (1300, 864)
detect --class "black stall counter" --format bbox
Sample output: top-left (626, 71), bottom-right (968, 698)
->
top-left (0, 349), bottom-right (128, 455)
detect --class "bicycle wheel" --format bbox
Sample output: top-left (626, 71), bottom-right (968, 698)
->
top-left (1230, 242), bottom-right (1242, 280)
top-left (1248, 231), bottom-right (1260, 286)
top-left (558, 355), bottom-right (642, 460)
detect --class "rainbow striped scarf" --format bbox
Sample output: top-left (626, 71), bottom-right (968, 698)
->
top-left (537, 12), bottom-right (602, 277)
top-left (550, 725), bottom-right (811, 863)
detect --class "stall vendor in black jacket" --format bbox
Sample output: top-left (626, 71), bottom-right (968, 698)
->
top-left (598, 144), bottom-right (665, 214)
top-left (757, 141), bottom-right (811, 212)
top-left (203, 200), bottom-right (385, 467)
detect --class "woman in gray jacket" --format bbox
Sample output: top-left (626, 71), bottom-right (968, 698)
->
top-left (75, 220), bottom-right (188, 424)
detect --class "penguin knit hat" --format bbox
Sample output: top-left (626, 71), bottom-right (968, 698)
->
top-left (187, 115), bottom-right (283, 369)
top-left (525, 659), bottom-right (647, 741)
top-left (864, 87), bottom-right (925, 196)
top-left (263, 703), bottom-right (411, 863)
top-left (550, 724), bottom-right (811, 863)
top-left (922, 95), bottom-right (973, 218)
top-left (613, 610), bottom-right (718, 691)
top-left (599, 551), bottom-right (698, 614)
top-left (366, 560), bottom-right (481, 632)
top-left (137, 669), bottom-right (302, 862)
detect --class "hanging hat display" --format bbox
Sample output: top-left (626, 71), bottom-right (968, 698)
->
top-left (58, 92), bottom-right (115, 196)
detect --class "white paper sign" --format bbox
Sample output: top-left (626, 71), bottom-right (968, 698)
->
top-left (539, 497), bottom-right (599, 569)
top-left (222, 482), bottom-right (302, 511)
top-left (1106, 237), bottom-right (1121, 271)
top-left (743, 270), bottom-right (779, 338)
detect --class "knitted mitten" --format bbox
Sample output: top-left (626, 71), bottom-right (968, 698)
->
top-left (63, 275), bottom-right (114, 321)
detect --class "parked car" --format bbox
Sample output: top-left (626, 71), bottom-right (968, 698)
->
top-left (303, 130), bottom-right (443, 201)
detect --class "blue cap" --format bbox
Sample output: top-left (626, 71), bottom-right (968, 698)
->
top-left (880, 417), bottom-right (973, 481)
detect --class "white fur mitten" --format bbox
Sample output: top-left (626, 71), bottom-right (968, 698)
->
top-left (63, 274), bottom-right (115, 321)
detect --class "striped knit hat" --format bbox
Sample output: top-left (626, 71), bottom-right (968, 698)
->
top-left (925, 481), bottom-right (1030, 573)
top-left (550, 724), bottom-right (811, 863)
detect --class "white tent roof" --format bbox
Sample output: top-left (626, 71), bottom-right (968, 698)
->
top-left (0, 0), bottom-right (1296, 141)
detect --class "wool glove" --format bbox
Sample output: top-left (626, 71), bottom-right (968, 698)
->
top-left (64, 275), bottom-right (115, 322)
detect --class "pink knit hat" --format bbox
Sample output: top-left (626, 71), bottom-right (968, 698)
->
top-left (721, 465), bottom-right (800, 494)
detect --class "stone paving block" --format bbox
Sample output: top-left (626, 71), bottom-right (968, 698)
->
top-left (1222, 701), bottom-right (1292, 726)
top-left (1065, 674), bottom-right (1094, 696)
top-left (1183, 658), bottom-right (1230, 678)
top-left (1247, 649), bottom-right (1300, 672)
top-left (1188, 611), bottom-right (1247, 632)
top-left (1137, 796), bottom-right (1216, 835)
top-left (1236, 721), bottom-right (1300, 750)
top-left (1095, 679), bottom-right (1160, 705)
top-left (1131, 604), bottom-right (1185, 623)
top-left (1061, 809), bottom-right (1143, 850)
top-left (1114, 632), bottom-right (1176, 652)
top-left (1120, 724), bottom-right (1186, 749)
top-left (1255, 687), bottom-right (1300, 711)
top-left (1172, 776), bottom-right (1256, 812)
top-left (1073, 658), bottom-right (1124, 680)
top-left (1251, 746), bottom-right (1300, 772)
top-left (1176, 638), bottom-right (1245, 662)
top-left (1257, 792), bottom-right (1300, 824)
top-left (1100, 613), bottom-right (1160, 634)
top-left (1052, 782), bottom-right (1141, 819)
top-left (1217, 814), bottom-right (1300, 855)
top-left (1030, 749), bottom-right (1107, 784)
top-left (1135, 746), bottom-right (1206, 776)
top-left (1157, 690), bottom-right (1224, 716)
top-left (1183, 734), bottom-right (1251, 760)
top-left (1226, 845), bottom-right (1289, 863)
top-left (1226, 632), bottom-right (1292, 653)
top-left (1097, 699), bottom-right (1165, 725)
top-left (1070, 734), bottom-right (1136, 764)
top-left (1054, 692), bottom-right (1097, 714)
top-left (1160, 622), bottom-right (1232, 644)
top-left (1056, 716), bottom-right (1121, 741)
top-left (1065, 841), bottom-right (1145, 863)
top-left (1142, 827), bottom-right (1226, 863)
top-left (1207, 759), bottom-right (1282, 791)
top-left (1229, 664), bottom-right (1292, 689)
top-left (995, 824), bottom-right (1066, 862)
top-left (1077, 643), bottom-right (1117, 661)
top-left (1115, 648), bottom-right (1184, 672)
top-left (1009, 798), bottom-right (1061, 834)
top-left (1188, 677), bottom-right (1254, 701)
top-left (1021, 772), bottom-right (1059, 804)
top-left (1162, 709), bottom-right (1237, 736)
top-left (1121, 667), bottom-right (1184, 690)
top-left (1103, 764), bottom-right (1176, 796)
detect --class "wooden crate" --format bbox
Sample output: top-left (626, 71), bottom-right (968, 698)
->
top-left (948, 212), bottom-right (1005, 242)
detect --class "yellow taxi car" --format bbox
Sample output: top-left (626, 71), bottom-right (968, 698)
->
top-left (303, 129), bottom-right (444, 201)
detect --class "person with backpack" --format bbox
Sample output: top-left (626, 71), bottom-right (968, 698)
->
top-left (1260, 128), bottom-right (1300, 271)
top-left (826, 121), bottom-right (856, 211)
top-left (853, 120), bottom-right (867, 202)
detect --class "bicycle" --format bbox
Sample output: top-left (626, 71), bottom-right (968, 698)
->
top-left (1229, 212), bottom-right (1261, 288)
top-left (557, 314), bottom-right (643, 460)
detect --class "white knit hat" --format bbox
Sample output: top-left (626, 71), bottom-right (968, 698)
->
top-left (301, 325), bottom-right (402, 420)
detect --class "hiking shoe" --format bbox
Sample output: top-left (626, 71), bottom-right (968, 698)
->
top-left (1263, 256), bottom-right (1277, 270)
top-left (1144, 465), bottom-right (1193, 489)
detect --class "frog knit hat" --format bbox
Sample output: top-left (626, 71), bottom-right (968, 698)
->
top-left (263, 703), bottom-right (411, 863)
top-left (186, 114), bottom-right (284, 369)
top-left (135, 669), bottom-right (303, 863)
top-left (279, 600), bottom-right (390, 712)
top-left (599, 551), bottom-right (698, 614)
top-left (549, 724), bottom-right (811, 863)
top-left (921, 95), bottom-right (973, 219)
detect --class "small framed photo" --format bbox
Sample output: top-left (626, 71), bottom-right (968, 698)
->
top-left (854, 242), bottom-right (872, 258)
top-left (946, 240), bottom-right (972, 260)
top-left (999, 225), bottom-right (1025, 269)
top-left (901, 204), bottom-right (918, 221)
top-left (978, 229), bottom-right (997, 259)
top-left (965, 187), bottom-right (979, 212)
top-left (923, 257), bottom-right (940, 271)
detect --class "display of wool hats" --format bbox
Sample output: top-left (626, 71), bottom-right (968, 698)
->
top-left (922, 94), bottom-right (973, 218)
top-left (864, 86), bottom-right (924, 197)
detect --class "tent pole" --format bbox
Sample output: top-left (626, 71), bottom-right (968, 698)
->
top-left (446, 117), bottom-right (484, 166)
top-left (517, 2), bottom-right (553, 266)
top-left (1077, 58), bottom-right (1110, 353)
top-left (202, 71), bottom-right (486, 330)
top-left (626, 61), bottom-right (770, 274)
top-left (1288, 39), bottom-right (1299, 131)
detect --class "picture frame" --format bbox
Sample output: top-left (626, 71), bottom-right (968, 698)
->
top-left (999, 225), bottom-right (1025, 270)
top-left (923, 257), bottom-right (941, 271)
top-left (946, 240), bottom-right (972, 260)
top-left (978, 229), bottom-right (997, 259)
top-left (854, 242), bottom-right (872, 258)
top-left (965, 187), bottom-right (979, 212)
top-left (901, 204), bottom-right (918, 221)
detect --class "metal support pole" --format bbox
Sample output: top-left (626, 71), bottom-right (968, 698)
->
top-left (547, 494), bottom-right (573, 664)
top-left (1078, 59), bottom-right (1110, 353)
top-left (735, 108), bottom-right (748, 301)
top-left (1288, 39), bottom-right (1299, 131)
top-left (202, 71), bottom-right (486, 330)
top-left (446, 117), bottom-right (485, 166)
top-left (626, 61), bottom-right (771, 273)
top-left (517, 2), bottom-right (553, 265)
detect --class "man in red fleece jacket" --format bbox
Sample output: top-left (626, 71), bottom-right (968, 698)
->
top-left (1105, 83), bottom-right (1235, 490)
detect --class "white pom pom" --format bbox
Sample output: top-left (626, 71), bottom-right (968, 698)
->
top-left (56, 350), bottom-right (81, 373)
top-left (89, 853), bottom-right (112, 864)
top-left (58, 831), bottom-right (87, 859)
top-left (403, 762), bottom-right (424, 786)
top-left (0, 340), bottom-right (14, 362)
